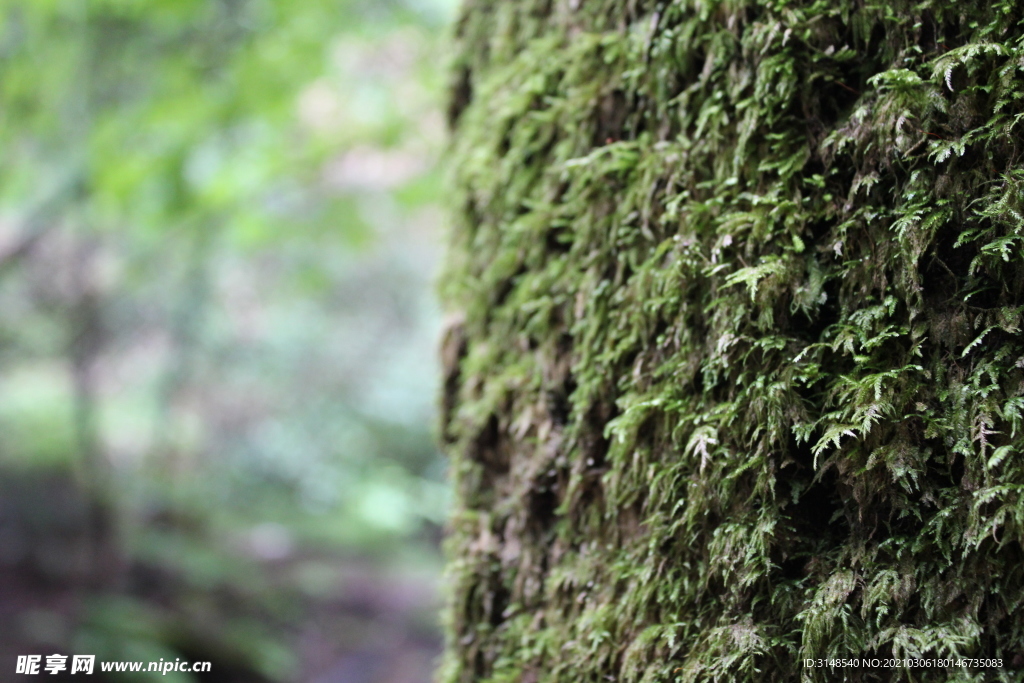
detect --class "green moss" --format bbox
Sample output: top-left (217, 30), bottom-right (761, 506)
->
top-left (440, 0), bottom-right (1024, 680)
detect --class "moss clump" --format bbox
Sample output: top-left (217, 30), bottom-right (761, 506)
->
top-left (439, 0), bottom-right (1024, 680)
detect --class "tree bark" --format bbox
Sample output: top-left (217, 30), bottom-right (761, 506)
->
top-left (439, 1), bottom-right (1024, 680)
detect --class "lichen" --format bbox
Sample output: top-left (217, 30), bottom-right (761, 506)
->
top-left (439, 1), bottom-right (1024, 681)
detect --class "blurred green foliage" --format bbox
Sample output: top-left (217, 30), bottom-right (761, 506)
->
top-left (0, 0), bottom-right (453, 680)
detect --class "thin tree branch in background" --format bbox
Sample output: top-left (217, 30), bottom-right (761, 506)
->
top-left (0, 174), bottom-right (84, 276)
top-left (149, 221), bottom-right (218, 501)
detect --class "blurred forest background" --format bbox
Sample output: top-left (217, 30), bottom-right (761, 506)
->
top-left (0, 0), bottom-right (454, 681)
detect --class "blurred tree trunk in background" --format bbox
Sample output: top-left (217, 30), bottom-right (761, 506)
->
top-left (67, 235), bottom-right (120, 591)
top-left (439, 1), bottom-right (1024, 680)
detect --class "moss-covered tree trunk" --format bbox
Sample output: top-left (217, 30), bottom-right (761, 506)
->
top-left (438, 1), bottom-right (1024, 680)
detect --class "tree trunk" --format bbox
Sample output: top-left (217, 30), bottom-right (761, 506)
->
top-left (439, 1), bottom-right (1024, 680)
